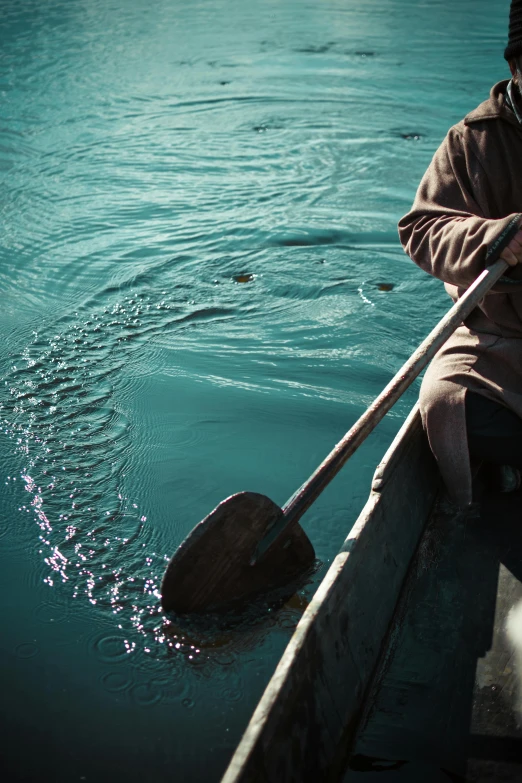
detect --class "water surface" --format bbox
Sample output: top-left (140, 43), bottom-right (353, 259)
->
top-left (0, 0), bottom-right (510, 780)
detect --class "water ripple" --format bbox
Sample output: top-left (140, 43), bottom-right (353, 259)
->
top-left (0, 0), bottom-right (505, 775)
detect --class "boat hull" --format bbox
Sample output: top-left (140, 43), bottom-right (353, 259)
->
top-left (222, 404), bottom-right (439, 782)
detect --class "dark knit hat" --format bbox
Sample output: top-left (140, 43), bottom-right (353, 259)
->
top-left (505, 0), bottom-right (522, 60)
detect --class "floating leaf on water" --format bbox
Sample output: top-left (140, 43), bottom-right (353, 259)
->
top-left (294, 43), bottom-right (334, 54)
top-left (377, 283), bottom-right (394, 292)
top-left (234, 274), bottom-right (255, 284)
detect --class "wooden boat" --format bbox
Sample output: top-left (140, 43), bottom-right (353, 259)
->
top-left (221, 403), bottom-right (522, 782)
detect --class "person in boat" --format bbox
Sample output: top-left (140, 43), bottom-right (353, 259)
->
top-left (398, 0), bottom-right (522, 508)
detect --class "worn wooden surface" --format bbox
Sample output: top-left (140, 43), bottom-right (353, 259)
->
top-left (161, 492), bottom-right (315, 613)
top-left (343, 485), bottom-right (522, 782)
top-left (221, 405), bottom-right (439, 782)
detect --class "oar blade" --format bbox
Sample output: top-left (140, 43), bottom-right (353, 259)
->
top-left (160, 492), bottom-right (315, 613)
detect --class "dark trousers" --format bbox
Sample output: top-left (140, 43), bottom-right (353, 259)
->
top-left (466, 391), bottom-right (522, 469)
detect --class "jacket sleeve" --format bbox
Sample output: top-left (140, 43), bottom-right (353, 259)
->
top-left (398, 126), bottom-right (521, 288)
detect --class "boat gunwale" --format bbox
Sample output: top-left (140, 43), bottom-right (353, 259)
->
top-left (221, 404), bottom-right (440, 782)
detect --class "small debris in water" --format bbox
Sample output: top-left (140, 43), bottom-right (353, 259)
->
top-left (295, 43), bottom-right (335, 54)
top-left (377, 283), bottom-right (394, 291)
top-left (400, 133), bottom-right (423, 141)
top-left (219, 81), bottom-right (230, 86)
top-left (253, 122), bottom-right (284, 132)
top-left (234, 273), bottom-right (255, 283)
top-left (355, 51), bottom-right (375, 57)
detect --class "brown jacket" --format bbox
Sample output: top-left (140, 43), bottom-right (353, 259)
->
top-left (399, 80), bottom-right (522, 506)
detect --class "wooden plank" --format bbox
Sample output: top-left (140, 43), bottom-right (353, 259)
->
top-left (343, 479), bottom-right (522, 781)
top-left (467, 488), bottom-right (522, 781)
top-left (221, 405), bottom-right (439, 783)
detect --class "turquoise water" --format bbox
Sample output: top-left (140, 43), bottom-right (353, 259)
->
top-left (0, 0), bottom-right (510, 780)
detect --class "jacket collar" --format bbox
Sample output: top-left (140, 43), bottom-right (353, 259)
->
top-left (464, 80), bottom-right (520, 126)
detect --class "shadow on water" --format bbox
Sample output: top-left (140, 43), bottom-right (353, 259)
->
top-left (269, 228), bottom-right (399, 248)
top-left (163, 585), bottom-right (311, 661)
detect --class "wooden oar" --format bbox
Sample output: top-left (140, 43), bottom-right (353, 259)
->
top-left (161, 258), bottom-right (509, 613)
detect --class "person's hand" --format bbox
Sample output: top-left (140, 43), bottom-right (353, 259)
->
top-left (500, 229), bottom-right (522, 266)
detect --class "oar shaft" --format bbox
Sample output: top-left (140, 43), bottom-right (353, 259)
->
top-left (254, 259), bottom-right (508, 562)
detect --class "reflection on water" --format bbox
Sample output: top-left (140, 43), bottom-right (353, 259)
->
top-left (0, 0), bottom-right (511, 779)
top-left (164, 589), bottom-right (310, 661)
